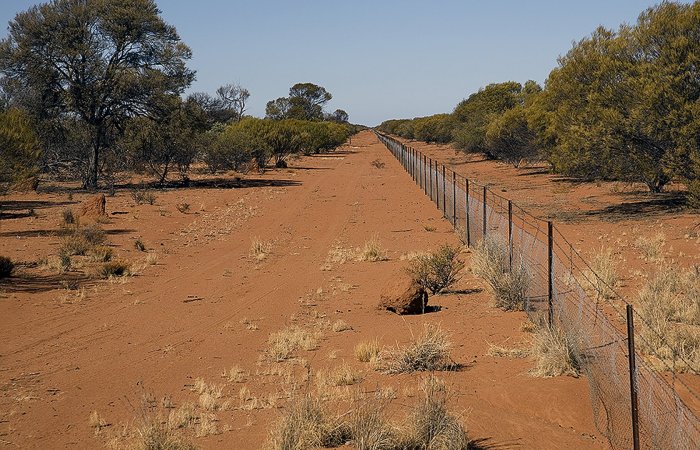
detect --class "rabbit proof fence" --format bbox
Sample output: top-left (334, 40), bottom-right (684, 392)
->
top-left (375, 130), bottom-right (700, 450)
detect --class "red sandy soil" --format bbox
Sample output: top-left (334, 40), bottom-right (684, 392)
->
top-left (0, 130), bottom-right (671, 449)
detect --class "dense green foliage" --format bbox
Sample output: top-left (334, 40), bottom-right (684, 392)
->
top-left (203, 118), bottom-right (354, 172)
top-left (266, 83), bottom-right (335, 121)
top-left (0, 0), bottom-right (194, 188)
top-left (0, 107), bottom-right (40, 189)
top-left (378, 1), bottom-right (700, 203)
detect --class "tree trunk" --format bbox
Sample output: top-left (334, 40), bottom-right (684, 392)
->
top-left (87, 142), bottom-right (99, 190)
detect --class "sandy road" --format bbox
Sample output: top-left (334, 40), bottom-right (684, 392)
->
top-left (1, 131), bottom-right (606, 449)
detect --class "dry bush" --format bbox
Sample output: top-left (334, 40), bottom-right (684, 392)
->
top-left (634, 233), bottom-right (666, 261)
top-left (471, 238), bottom-right (530, 310)
top-left (355, 340), bottom-right (381, 363)
top-left (359, 237), bottom-right (388, 262)
top-left (332, 319), bottom-right (352, 332)
top-left (637, 267), bottom-right (700, 372)
top-left (379, 324), bottom-right (455, 374)
top-left (131, 188), bottom-right (157, 205)
top-left (60, 225), bottom-right (106, 256)
top-left (267, 326), bottom-right (321, 362)
top-left (0, 256), bottom-right (14, 278)
top-left (531, 324), bottom-right (582, 378)
top-left (370, 159), bottom-right (386, 169)
top-left (62, 207), bottom-right (76, 226)
top-left (90, 245), bottom-right (113, 262)
top-left (399, 376), bottom-right (471, 450)
top-left (131, 419), bottom-right (196, 450)
top-left (146, 253), bottom-right (158, 266)
top-left (581, 247), bottom-right (619, 299)
top-left (100, 261), bottom-right (131, 279)
top-left (222, 365), bottom-right (247, 383)
top-left (266, 393), bottom-right (349, 450)
top-left (406, 244), bottom-right (463, 294)
top-left (250, 237), bottom-right (272, 261)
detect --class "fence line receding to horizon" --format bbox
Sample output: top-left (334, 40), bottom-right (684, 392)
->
top-left (374, 130), bottom-right (700, 450)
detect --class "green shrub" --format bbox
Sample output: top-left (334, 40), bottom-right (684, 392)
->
top-left (406, 244), bottom-right (463, 294)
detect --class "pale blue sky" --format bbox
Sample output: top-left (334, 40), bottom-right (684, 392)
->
top-left (0, 1), bottom-right (689, 125)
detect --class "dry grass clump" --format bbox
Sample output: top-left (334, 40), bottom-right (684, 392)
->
top-left (487, 343), bottom-right (529, 358)
top-left (60, 224), bottom-right (106, 256)
top-left (636, 267), bottom-right (700, 372)
top-left (471, 238), bottom-right (530, 310)
top-left (379, 324), bottom-right (455, 374)
top-left (316, 363), bottom-right (364, 388)
top-left (0, 256), bottom-right (14, 278)
top-left (267, 326), bottom-right (321, 361)
top-left (359, 237), bottom-right (388, 262)
top-left (222, 365), bottom-right (247, 383)
top-left (100, 261), bottom-right (131, 278)
top-left (131, 188), bottom-right (157, 205)
top-left (355, 339), bottom-right (381, 363)
top-left (582, 246), bottom-right (619, 299)
top-left (332, 319), bottom-right (352, 332)
top-left (266, 393), bottom-right (349, 450)
top-left (531, 324), bottom-right (583, 378)
top-left (406, 244), bottom-right (463, 294)
top-left (250, 237), bottom-right (273, 261)
top-left (347, 396), bottom-right (398, 450)
top-left (634, 232), bottom-right (666, 261)
top-left (90, 245), bottom-right (113, 262)
top-left (131, 418), bottom-right (196, 450)
top-left (400, 376), bottom-right (471, 450)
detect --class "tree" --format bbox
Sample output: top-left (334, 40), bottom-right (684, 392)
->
top-left (452, 81), bottom-right (522, 156)
top-left (287, 83), bottom-right (332, 121)
top-left (121, 96), bottom-right (207, 184)
top-left (327, 109), bottom-right (349, 123)
top-left (265, 97), bottom-right (291, 120)
top-left (216, 84), bottom-right (249, 122)
top-left (0, 0), bottom-right (194, 188)
top-left (485, 106), bottom-right (537, 167)
top-left (532, 2), bottom-right (700, 194)
top-left (0, 108), bottom-right (41, 189)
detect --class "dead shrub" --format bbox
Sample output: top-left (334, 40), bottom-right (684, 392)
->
top-left (60, 225), bottom-right (106, 256)
top-left (406, 244), bottom-right (463, 294)
top-left (266, 393), bottom-right (349, 450)
top-left (471, 238), bottom-right (529, 310)
top-left (531, 324), bottom-right (582, 378)
top-left (0, 256), bottom-right (14, 278)
top-left (250, 237), bottom-right (272, 261)
top-left (581, 246), bottom-right (618, 299)
top-left (379, 324), bottom-right (455, 374)
top-left (370, 159), bottom-right (385, 169)
top-left (90, 245), bottom-right (113, 262)
top-left (348, 396), bottom-right (398, 450)
top-left (132, 419), bottom-right (196, 450)
top-left (359, 237), bottom-right (388, 262)
top-left (62, 207), bottom-right (76, 226)
top-left (316, 363), bottom-right (364, 388)
top-left (637, 267), bottom-right (700, 372)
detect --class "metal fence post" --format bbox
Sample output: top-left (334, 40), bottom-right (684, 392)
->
top-left (465, 179), bottom-right (471, 247)
top-left (429, 159), bottom-right (433, 202)
top-left (442, 166), bottom-right (446, 216)
top-left (482, 186), bottom-right (487, 239)
top-left (627, 304), bottom-right (641, 450)
top-left (548, 221), bottom-right (554, 327)
top-left (452, 171), bottom-right (456, 229)
top-left (508, 200), bottom-right (513, 271)
top-left (423, 155), bottom-right (427, 194)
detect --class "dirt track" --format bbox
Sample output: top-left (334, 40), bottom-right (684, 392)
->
top-left (1, 131), bottom-right (607, 448)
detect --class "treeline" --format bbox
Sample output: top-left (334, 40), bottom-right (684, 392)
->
top-left (0, 0), bottom-right (357, 191)
top-left (378, 2), bottom-right (700, 203)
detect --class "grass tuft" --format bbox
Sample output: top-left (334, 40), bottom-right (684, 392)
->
top-left (100, 261), bottom-right (130, 279)
top-left (379, 324), bottom-right (455, 374)
top-left (531, 324), bottom-right (582, 378)
top-left (634, 233), bottom-right (666, 261)
top-left (355, 339), bottom-right (381, 364)
top-left (358, 237), bottom-right (388, 262)
top-left (267, 326), bottom-right (321, 362)
top-left (471, 238), bottom-right (529, 310)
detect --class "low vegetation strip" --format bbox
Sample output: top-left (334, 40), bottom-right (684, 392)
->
top-left (375, 130), bottom-right (700, 450)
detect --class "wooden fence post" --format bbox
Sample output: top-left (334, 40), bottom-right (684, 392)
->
top-left (627, 304), bottom-right (641, 450)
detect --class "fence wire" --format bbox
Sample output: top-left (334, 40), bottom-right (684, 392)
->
top-left (375, 131), bottom-right (700, 450)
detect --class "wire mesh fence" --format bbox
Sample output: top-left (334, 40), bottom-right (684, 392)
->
top-left (375, 131), bottom-right (700, 450)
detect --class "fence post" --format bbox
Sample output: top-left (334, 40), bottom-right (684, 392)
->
top-left (482, 186), bottom-right (487, 239)
top-left (465, 179), bottom-right (471, 247)
top-left (429, 159), bottom-right (433, 202)
top-left (627, 305), bottom-right (641, 450)
top-left (442, 166), bottom-right (446, 216)
top-left (508, 200), bottom-right (513, 271)
top-left (452, 171), bottom-right (456, 229)
top-left (547, 221), bottom-right (554, 327)
top-left (423, 155), bottom-right (427, 194)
